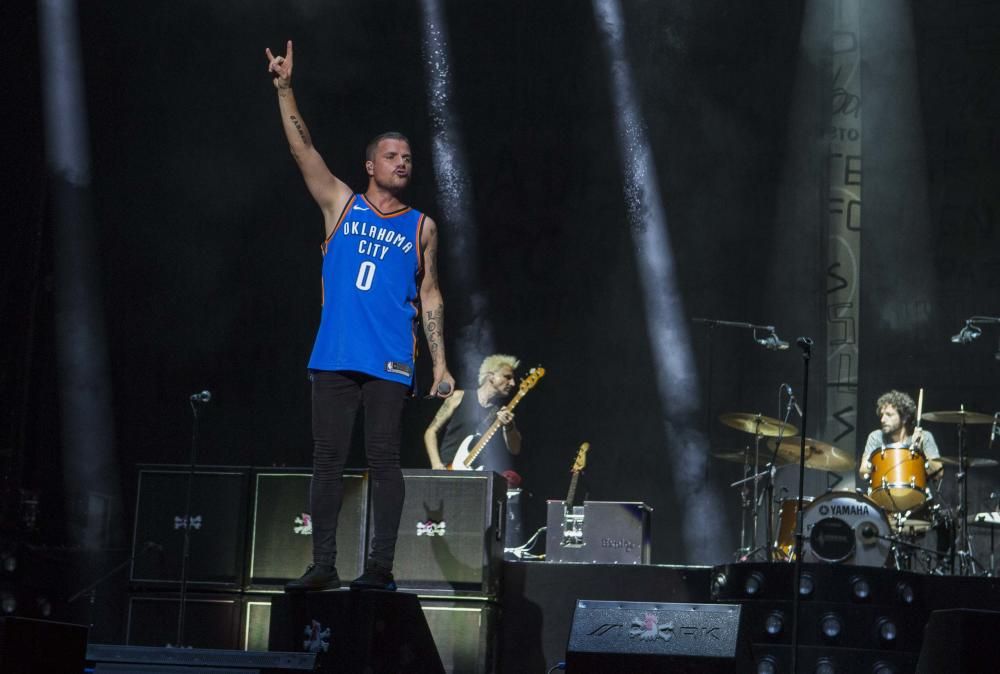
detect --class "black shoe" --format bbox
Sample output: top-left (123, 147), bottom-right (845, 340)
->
top-left (350, 563), bottom-right (397, 591)
top-left (284, 563), bottom-right (341, 592)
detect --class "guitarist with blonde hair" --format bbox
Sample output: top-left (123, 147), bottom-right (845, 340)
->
top-left (424, 354), bottom-right (523, 475)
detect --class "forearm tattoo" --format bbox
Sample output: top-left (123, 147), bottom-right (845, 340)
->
top-left (423, 305), bottom-right (444, 364)
top-left (289, 115), bottom-right (310, 145)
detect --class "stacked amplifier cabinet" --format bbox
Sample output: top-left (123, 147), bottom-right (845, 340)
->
top-left (377, 469), bottom-right (505, 673)
top-left (130, 465), bottom-right (250, 590)
top-left (124, 592), bottom-right (243, 649)
top-left (128, 466), bottom-right (503, 672)
top-left (545, 500), bottom-right (652, 564)
top-left (388, 469), bottom-right (507, 596)
top-left (246, 468), bottom-right (368, 588)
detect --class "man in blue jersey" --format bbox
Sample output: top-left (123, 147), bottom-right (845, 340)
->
top-left (267, 41), bottom-right (455, 592)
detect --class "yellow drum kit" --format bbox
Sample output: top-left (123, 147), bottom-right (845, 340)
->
top-left (715, 407), bottom-right (1000, 573)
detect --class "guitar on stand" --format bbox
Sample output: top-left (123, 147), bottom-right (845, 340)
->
top-left (448, 367), bottom-right (546, 471)
top-left (561, 442), bottom-right (590, 546)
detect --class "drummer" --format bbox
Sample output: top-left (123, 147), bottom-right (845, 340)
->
top-left (860, 390), bottom-right (943, 479)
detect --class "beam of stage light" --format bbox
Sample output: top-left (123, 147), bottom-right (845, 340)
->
top-left (38, 0), bottom-right (119, 549)
top-left (592, 0), bottom-right (728, 563)
top-left (419, 0), bottom-right (494, 378)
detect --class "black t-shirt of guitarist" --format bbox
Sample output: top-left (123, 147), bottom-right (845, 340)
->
top-left (439, 391), bottom-right (515, 474)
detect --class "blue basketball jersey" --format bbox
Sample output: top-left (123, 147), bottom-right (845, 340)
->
top-left (307, 194), bottom-right (425, 385)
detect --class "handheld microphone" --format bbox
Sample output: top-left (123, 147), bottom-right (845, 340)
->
top-left (437, 381), bottom-right (453, 396)
top-left (189, 390), bottom-right (212, 403)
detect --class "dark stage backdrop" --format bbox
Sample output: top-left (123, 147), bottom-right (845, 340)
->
top-left (7, 0), bottom-right (999, 585)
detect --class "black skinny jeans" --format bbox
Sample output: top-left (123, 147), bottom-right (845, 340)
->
top-left (309, 370), bottom-right (407, 570)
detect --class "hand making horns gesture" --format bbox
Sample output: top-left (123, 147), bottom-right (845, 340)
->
top-left (265, 40), bottom-right (293, 89)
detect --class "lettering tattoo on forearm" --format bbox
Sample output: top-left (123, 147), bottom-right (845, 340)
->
top-left (289, 115), bottom-right (310, 145)
top-left (424, 305), bottom-right (444, 363)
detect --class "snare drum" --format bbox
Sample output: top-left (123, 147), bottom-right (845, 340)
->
top-left (801, 491), bottom-right (892, 567)
top-left (866, 443), bottom-right (929, 512)
top-left (773, 497), bottom-right (813, 561)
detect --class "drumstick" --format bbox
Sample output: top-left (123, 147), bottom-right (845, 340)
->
top-left (916, 388), bottom-right (924, 427)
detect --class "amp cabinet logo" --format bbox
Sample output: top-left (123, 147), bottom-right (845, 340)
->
top-left (303, 619), bottom-right (330, 653)
top-left (173, 515), bottom-right (202, 530)
top-left (294, 512), bottom-right (312, 535)
top-left (416, 520), bottom-right (446, 536)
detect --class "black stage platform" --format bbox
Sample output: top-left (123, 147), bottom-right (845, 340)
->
top-left (498, 561), bottom-right (1000, 673)
top-left (75, 561), bottom-right (1000, 672)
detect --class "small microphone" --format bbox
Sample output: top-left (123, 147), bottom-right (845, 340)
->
top-left (796, 337), bottom-right (814, 355)
top-left (756, 333), bottom-right (790, 351)
top-left (189, 390), bottom-right (212, 403)
top-left (951, 324), bottom-right (982, 344)
top-left (784, 384), bottom-right (804, 418)
top-left (860, 523), bottom-right (877, 541)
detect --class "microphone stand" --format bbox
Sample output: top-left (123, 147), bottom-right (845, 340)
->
top-left (790, 337), bottom-right (812, 674)
top-left (67, 542), bottom-right (162, 631)
top-left (177, 395), bottom-right (207, 647)
top-left (692, 317), bottom-right (788, 558)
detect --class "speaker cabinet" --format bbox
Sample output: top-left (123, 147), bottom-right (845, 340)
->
top-left (268, 590), bottom-right (444, 673)
top-left (386, 470), bottom-right (506, 595)
top-left (130, 465), bottom-right (249, 589)
top-left (242, 595), bottom-right (273, 652)
top-left (421, 599), bottom-right (498, 674)
top-left (0, 617), bottom-right (88, 674)
top-left (916, 609), bottom-right (1000, 673)
top-left (246, 469), bottom-right (368, 589)
top-left (125, 593), bottom-right (242, 649)
top-left (565, 600), bottom-right (748, 673)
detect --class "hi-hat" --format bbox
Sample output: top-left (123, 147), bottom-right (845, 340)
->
top-left (719, 412), bottom-right (798, 437)
top-left (922, 410), bottom-right (994, 424)
top-left (938, 456), bottom-right (999, 468)
top-left (768, 436), bottom-right (854, 471)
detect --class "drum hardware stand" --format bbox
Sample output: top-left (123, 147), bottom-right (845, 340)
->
top-left (692, 317), bottom-right (789, 560)
top-left (790, 337), bottom-right (813, 674)
top-left (763, 385), bottom-right (800, 561)
top-left (177, 389), bottom-right (212, 647)
top-left (953, 407), bottom-right (974, 576)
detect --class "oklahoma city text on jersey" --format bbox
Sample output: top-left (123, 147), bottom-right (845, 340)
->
top-left (338, 220), bottom-right (415, 260)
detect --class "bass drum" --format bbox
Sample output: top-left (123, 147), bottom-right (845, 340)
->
top-left (801, 491), bottom-right (892, 567)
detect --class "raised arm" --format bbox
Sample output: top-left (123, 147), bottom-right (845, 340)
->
top-left (265, 40), bottom-right (353, 236)
top-left (419, 216), bottom-right (455, 397)
top-left (423, 391), bottom-right (464, 469)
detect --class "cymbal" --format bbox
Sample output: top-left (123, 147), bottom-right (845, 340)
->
top-left (768, 436), bottom-right (854, 471)
top-left (968, 513), bottom-right (1000, 528)
top-left (711, 450), bottom-right (790, 465)
top-left (938, 456), bottom-right (999, 468)
top-left (719, 412), bottom-right (798, 437)
top-left (922, 410), bottom-right (994, 424)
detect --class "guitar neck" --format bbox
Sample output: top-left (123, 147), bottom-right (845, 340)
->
top-left (566, 472), bottom-right (581, 506)
top-left (462, 389), bottom-right (529, 467)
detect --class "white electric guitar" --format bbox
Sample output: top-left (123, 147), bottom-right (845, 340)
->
top-left (448, 367), bottom-right (546, 471)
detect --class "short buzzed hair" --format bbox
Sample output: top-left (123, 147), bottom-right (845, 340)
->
top-left (365, 131), bottom-right (410, 162)
top-left (478, 354), bottom-right (521, 386)
top-left (876, 390), bottom-right (917, 428)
